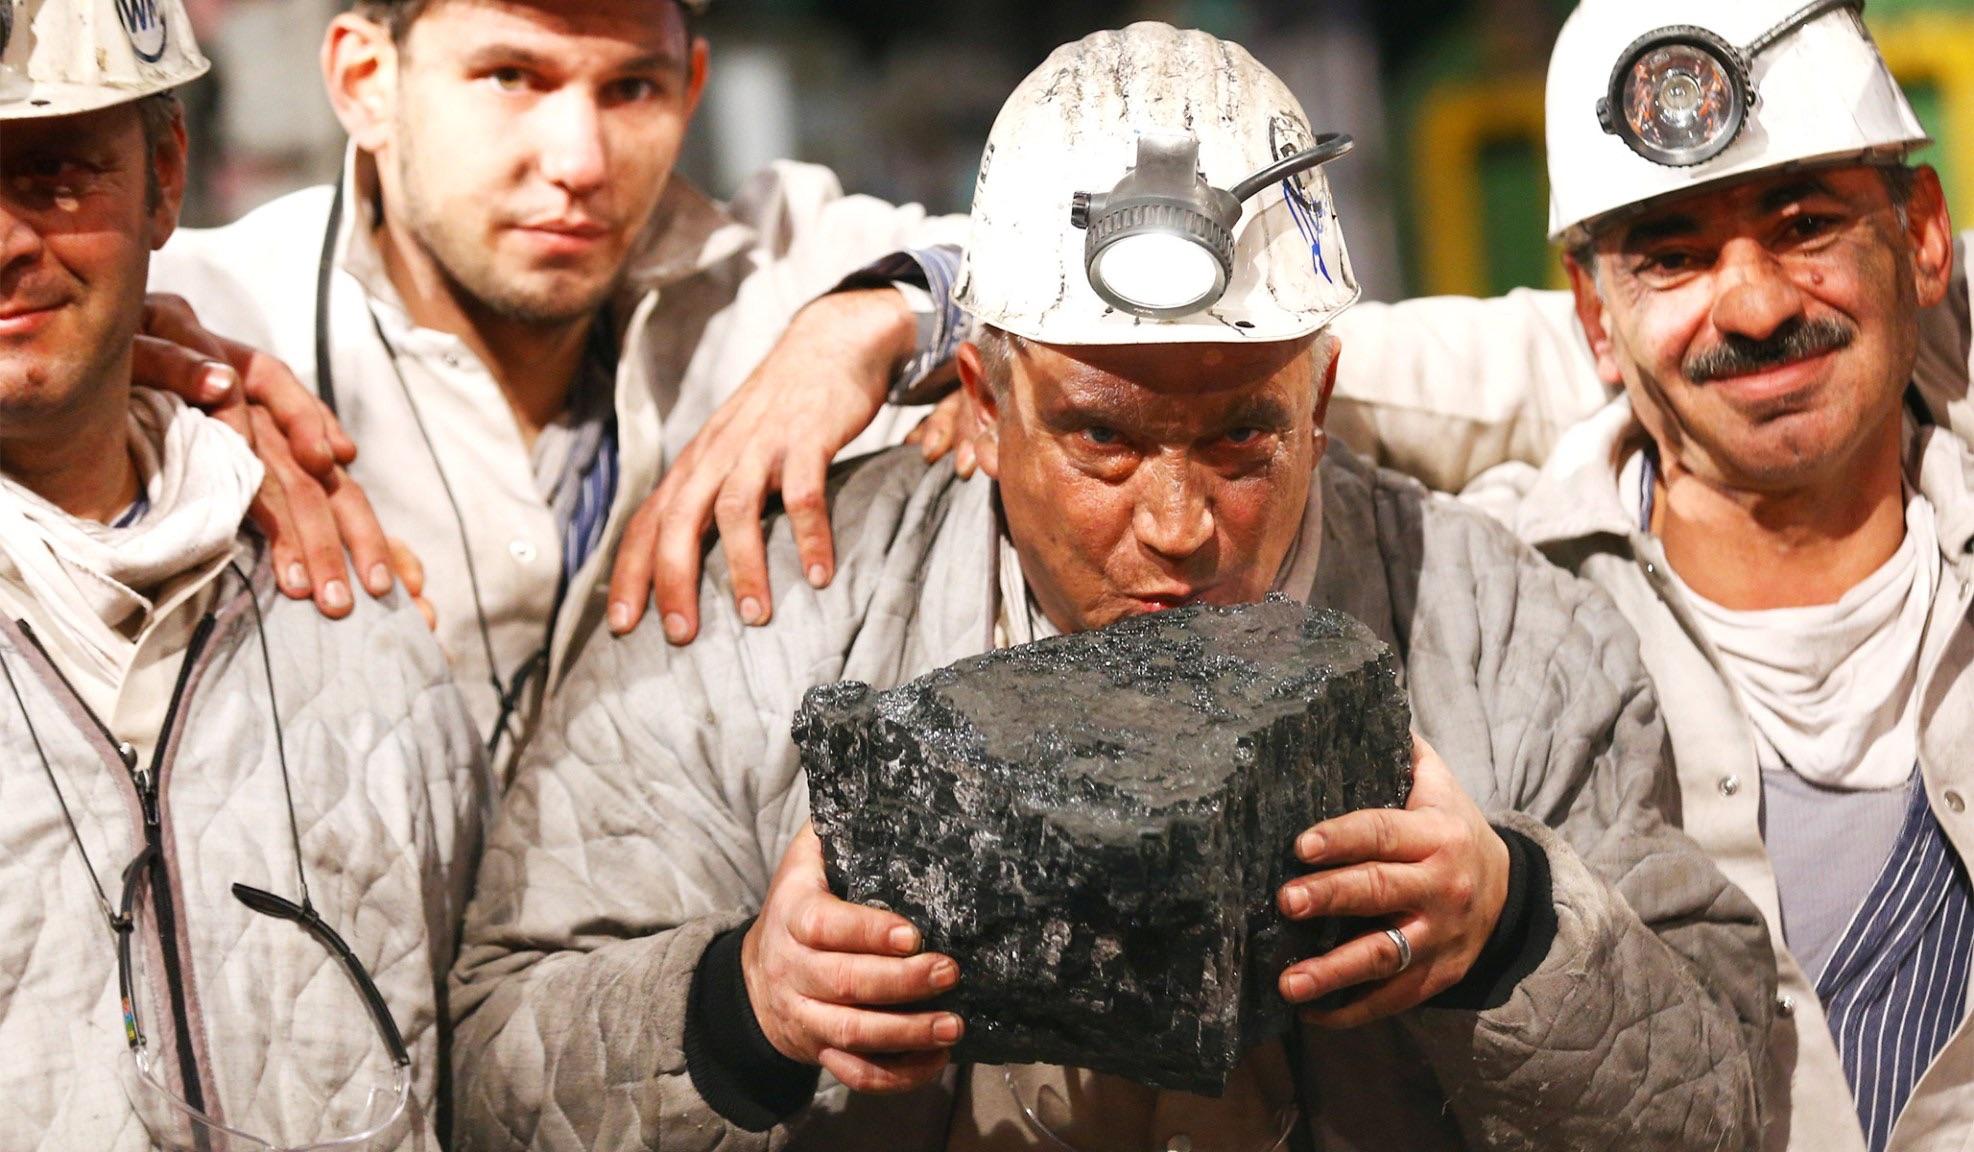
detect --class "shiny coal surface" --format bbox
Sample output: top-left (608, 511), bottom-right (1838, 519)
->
top-left (798, 595), bottom-right (1411, 1093)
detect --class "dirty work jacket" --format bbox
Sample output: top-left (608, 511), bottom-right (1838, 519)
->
top-left (1318, 233), bottom-right (1974, 1152)
top-left (150, 153), bottom-right (966, 785)
top-left (1499, 397), bottom-right (1974, 1152)
top-left (0, 541), bottom-right (486, 1150)
top-left (449, 443), bottom-right (1776, 1152)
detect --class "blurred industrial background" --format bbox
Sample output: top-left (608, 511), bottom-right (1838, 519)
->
top-left (183, 0), bottom-right (1974, 301)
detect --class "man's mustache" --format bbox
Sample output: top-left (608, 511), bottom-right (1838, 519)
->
top-left (1684, 317), bottom-right (1856, 384)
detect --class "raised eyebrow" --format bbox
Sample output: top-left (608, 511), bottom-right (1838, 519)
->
top-left (1221, 396), bottom-right (1295, 429)
top-left (1759, 178), bottom-right (1841, 214)
top-left (1621, 213), bottom-right (1701, 249)
top-left (620, 50), bottom-right (691, 77)
top-left (459, 42), bottom-right (561, 74)
top-left (1045, 380), bottom-right (1140, 425)
top-left (458, 43), bottom-right (687, 80)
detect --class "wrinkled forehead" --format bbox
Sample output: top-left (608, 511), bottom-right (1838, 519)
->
top-left (405, 0), bottom-right (692, 69)
top-left (1014, 337), bottom-right (1318, 426)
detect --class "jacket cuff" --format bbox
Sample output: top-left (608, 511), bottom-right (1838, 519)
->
top-left (683, 921), bottom-right (821, 1131)
top-left (1428, 825), bottom-right (1557, 1011)
top-left (829, 244), bottom-right (968, 406)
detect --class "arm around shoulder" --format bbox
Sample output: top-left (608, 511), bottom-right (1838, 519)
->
top-left (1327, 289), bottom-right (1607, 493)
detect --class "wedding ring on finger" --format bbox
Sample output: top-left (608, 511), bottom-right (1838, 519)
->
top-left (1383, 927), bottom-right (1413, 975)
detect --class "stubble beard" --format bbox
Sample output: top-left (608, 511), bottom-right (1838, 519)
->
top-left (393, 136), bottom-right (623, 331)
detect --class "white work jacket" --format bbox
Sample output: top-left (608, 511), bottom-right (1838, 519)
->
top-left (149, 151), bottom-right (964, 784)
top-left (1323, 239), bottom-right (1974, 1152)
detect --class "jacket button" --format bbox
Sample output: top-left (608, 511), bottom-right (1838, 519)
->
top-left (509, 539), bottom-right (539, 565)
top-left (1947, 791), bottom-right (1966, 814)
top-left (1777, 995), bottom-right (1796, 1018)
top-left (1719, 775), bottom-right (1742, 797)
top-left (116, 741), bottom-right (138, 770)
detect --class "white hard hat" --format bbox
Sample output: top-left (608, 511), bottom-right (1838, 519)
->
top-left (954, 22), bottom-right (1360, 346)
top-left (1546, 0), bottom-right (1928, 241)
top-left (0, 0), bottom-right (210, 121)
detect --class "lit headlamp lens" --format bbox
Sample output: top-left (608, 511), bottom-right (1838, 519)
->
top-left (1598, 3), bottom-right (1865, 169)
top-left (1615, 39), bottom-right (1746, 166)
top-left (1070, 132), bottom-right (1353, 322)
top-left (1089, 230), bottom-right (1227, 316)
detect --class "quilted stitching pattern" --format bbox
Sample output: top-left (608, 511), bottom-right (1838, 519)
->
top-left (454, 446), bottom-right (1772, 1151)
top-left (0, 561), bottom-right (484, 1151)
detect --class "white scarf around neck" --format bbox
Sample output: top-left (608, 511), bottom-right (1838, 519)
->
top-left (1670, 491), bottom-right (1939, 792)
top-left (0, 389), bottom-right (263, 685)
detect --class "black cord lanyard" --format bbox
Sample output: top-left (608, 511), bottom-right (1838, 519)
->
top-left (1, 563), bottom-right (414, 1075)
top-left (0, 564), bottom-right (313, 940)
top-left (314, 179), bottom-right (549, 762)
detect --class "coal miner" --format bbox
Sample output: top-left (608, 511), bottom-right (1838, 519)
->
top-left (449, 23), bottom-right (1774, 1152)
top-left (1196, 2), bottom-right (1974, 1148)
top-left (0, 1), bottom-right (483, 1148)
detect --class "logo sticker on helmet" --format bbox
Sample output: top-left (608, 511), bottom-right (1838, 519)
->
top-left (115, 0), bottom-right (168, 64)
top-left (1270, 119), bottom-right (1332, 284)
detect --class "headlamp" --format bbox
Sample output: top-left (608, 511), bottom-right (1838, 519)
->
top-left (1070, 131), bottom-right (1352, 321)
top-left (1597, 0), bottom-right (1863, 167)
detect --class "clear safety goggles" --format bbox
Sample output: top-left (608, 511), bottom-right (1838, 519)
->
top-left (1597, 0), bottom-right (1865, 167)
top-left (1000, 1064), bottom-right (1298, 1152)
top-left (116, 849), bottom-right (415, 1152)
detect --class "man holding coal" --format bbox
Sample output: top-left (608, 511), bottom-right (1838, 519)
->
top-left (450, 22), bottom-right (1774, 1152)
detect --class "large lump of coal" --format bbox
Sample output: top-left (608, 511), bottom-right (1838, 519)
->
top-left (796, 595), bottom-right (1412, 1094)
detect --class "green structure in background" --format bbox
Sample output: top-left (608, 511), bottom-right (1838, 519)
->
top-left (1400, 0), bottom-right (1974, 298)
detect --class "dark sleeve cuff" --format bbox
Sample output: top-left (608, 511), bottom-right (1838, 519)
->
top-left (683, 921), bottom-right (821, 1131)
top-left (830, 244), bottom-right (968, 406)
top-left (1427, 825), bottom-right (1556, 1012)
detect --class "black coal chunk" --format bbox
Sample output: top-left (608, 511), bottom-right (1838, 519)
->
top-left (796, 596), bottom-right (1412, 1094)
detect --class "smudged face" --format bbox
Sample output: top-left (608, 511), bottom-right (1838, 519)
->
top-left (0, 105), bottom-right (180, 452)
top-left (963, 332), bottom-right (1338, 634)
top-left (380, 0), bottom-right (704, 326)
top-left (1569, 162), bottom-right (1952, 494)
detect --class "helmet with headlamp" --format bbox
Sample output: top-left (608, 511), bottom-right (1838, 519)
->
top-left (0, 0), bottom-right (210, 120)
top-left (1547, 0), bottom-right (1927, 241)
top-left (954, 22), bottom-right (1360, 346)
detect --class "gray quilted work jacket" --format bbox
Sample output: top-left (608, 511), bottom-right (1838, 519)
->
top-left (452, 445), bottom-right (1776, 1151)
top-left (0, 549), bottom-right (486, 1151)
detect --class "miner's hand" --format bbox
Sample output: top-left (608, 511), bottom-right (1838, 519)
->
top-left (902, 389), bottom-right (981, 478)
top-left (1274, 734), bottom-right (1511, 1028)
top-left (742, 824), bottom-right (964, 1093)
top-left (136, 294), bottom-right (396, 618)
top-left (607, 288), bottom-right (919, 644)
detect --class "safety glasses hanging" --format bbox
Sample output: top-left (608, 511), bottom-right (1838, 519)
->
top-left (1069, 131), bottom-right (1353, 320)
top-left (1598, 0), bottom-right (1865, 168)
top-left (114, 850), bottom-right (415, 1150)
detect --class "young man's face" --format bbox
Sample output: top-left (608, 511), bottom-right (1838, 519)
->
top-left (381, 0), bottom-right (705, 326)
top-left (0, 104), bottom-right (182, 452)
top-left (963, 333), bottom-right (1335, 635)
top-left (1569, 162), bottom-right (1953, 494)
